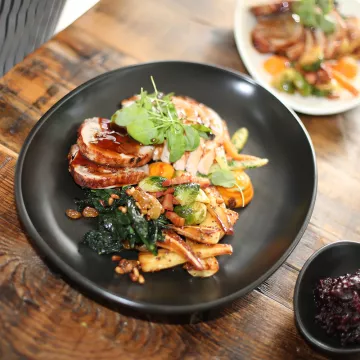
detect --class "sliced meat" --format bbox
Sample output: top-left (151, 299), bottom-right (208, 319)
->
top-left (250, 0), bottom-right (293, 17)
top-left (68, 145), bottom-right (148, 189)
top-left (345, 17), bottom-right (360, 55)
top-left (77, 117), bottom-right (154, 168)
top-left (285, 41), bottom-right (305, 61)
top-left (252, 14), bottom-right (304, 54)
top-left (186, 139), bottom-right (204, 175)
top-left (324, 11), bottom-right (348, 59)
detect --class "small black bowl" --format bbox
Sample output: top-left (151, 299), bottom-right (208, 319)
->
top-left (294, 241), bottom-right (360, 356)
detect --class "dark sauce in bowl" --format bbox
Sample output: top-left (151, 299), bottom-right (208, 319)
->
top-left (314, 269), bottom-right (360, 346)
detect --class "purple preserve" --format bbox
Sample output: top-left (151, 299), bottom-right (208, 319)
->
top-left (314, 270), bottom-right (360, 346)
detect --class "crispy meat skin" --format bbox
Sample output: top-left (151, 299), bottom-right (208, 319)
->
top-left (77, 117), bottom-right (154, 168)
top-left (68, 145), bottom-right (148, 189)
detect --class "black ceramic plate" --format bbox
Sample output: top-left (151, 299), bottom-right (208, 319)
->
top-left (15, 61), bottom-right (317, 314)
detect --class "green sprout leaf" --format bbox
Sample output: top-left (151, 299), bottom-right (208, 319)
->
top-left (209, 169), bottom-right (236, 188)
top-left (184, 125), bottom-right (200, 151)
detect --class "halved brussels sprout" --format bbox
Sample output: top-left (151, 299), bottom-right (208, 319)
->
top-left (174, 183), bottom-right (200, 206)
top-left (138, 176), bottom-right (167, 192)
top-left (174, 202), bottom-right (207, 225)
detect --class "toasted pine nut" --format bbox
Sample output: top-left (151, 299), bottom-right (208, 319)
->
top-left (112, 255), bottom-right (121, 262)
top-left (118, 206), bottom-right (127, 213)
top-left (108, 197), bottom-right (114, 206)
top-left (138, 275), bottom-right (145, 284)
top-left (111, 194), bottom-right (120, 199)
top-left (216, 198), bottom-right (225, 204)
top-left (115, 266), bottom-right (124, 274)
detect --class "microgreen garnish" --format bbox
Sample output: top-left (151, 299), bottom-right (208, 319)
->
top-left (111, 77), bottom-right (212, 162)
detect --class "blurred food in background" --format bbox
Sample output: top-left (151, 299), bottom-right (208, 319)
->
top-left (250, 0), bottom-right (360, 98)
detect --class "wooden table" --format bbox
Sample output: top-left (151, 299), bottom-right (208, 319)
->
top-left (0, 1), bottom-right (359, 359)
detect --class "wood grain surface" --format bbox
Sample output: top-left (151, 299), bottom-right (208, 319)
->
top-left (0, 0), bottom-right (359, 359)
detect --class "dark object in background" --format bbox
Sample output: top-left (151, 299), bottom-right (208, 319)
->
top-left (0, 0), bottom-right (66, 76)
top-left (294, 241), bottom-right (360, 356)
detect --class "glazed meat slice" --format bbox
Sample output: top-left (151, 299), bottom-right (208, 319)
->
top-left (77, 117), bottom-right (154, 167)
top-left (345, 16), bottom-right (360, 55)
top-left (68, 145), bottom-right (149, 189)
top-left (250, 0), bottom-right (293, 17)
top-left (252, 14), bottom-right (304, 54)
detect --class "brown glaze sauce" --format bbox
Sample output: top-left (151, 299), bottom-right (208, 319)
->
top-left (70, 149), bottom-right (116, 175)
top-left (92, 118), bottom-right (140, 155)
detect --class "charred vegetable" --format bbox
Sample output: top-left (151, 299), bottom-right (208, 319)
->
top-left (138, 176), bottom-right (167, 192)
top-left (174, 183), bottom-right (200, 206)
top-left (174, 202), bottom-right (207, 225)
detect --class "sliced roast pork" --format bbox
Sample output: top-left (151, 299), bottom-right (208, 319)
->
top-left (77, 117), bottom-right (154, 168)
top-left (250, 0), bottom-right (293, 17)
top-left (68, 145), bottom-right (148, 189)
top-left (252, 14), bottom-right (304, 54)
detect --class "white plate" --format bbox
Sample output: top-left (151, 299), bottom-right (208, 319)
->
top-left (234, 0), bottom-right (360, 115)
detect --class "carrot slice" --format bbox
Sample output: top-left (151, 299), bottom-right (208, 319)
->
top-left (322, 64), bottom-right (359, 97)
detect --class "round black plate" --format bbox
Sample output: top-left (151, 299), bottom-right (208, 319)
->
top-left (15, 61), bottom-right (317, 314)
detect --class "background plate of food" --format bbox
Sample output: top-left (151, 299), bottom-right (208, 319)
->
top-left (234, 0), bottom-right (360, 115)
top-left (15, 61), bottom-right (316, 314)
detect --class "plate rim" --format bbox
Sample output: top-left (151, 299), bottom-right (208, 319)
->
top-left (15, 60), bottom-right (318, 314)
top-left (233, 0), bottom-right (360, 116)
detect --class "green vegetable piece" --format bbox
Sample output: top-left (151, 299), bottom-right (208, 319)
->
top-left (111, 103), bottom-right (149, 127)
top-left (317, 0), bottom-right (334, 15)
top-left (229, 158), bottom-right (269, 170)
top-left (174, 202), bottom-right (207, 225)
top-left (174, 183), bottom-right (200, 206)
top-left (83, 230), bottom-right (123, 255)
top-left (311, 86), bottom-right (332, 97)
top-left (209, 169), bottom-right (236, 188)
top-left (316, 13), bottom-right (336, 34)
top-left (231, 127), bottom-right (249, 153)
top-left (184, 125), bottom-right (200, 151)
top-left (293, 72), bottom-right (312, 96)
top-left (127, 117), bottom-right (158, 145)
top-left (127, 198), bottom-right (156, 255)
top-left (167, 126), bottom-right (186, 163)
top-left (138, 176), bottom-right (167, 192)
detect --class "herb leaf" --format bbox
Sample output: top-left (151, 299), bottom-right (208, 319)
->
top-left (184, 125), bottom-right (200, 151)
top-left (167, 126), bottom-right (186, 162)
top-left (111, 77), bottom-right (214, 162)
top-left (127, 117), bottom-right (158, 145)
top-left (209, 169), bottom-right (236, 188)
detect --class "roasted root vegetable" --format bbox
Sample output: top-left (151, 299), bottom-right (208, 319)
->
top-left (264, 55), bottom-right (289, 75)
top-left (331, 57), bottom-right (358, 79)
top-left (185, 257), bottom-right (219, 277)
top-left (148, 162), bottom-right (175, 179)
top-left (169, 206), bottom-right (239, 244)
top-left (322, 64), bottom-right (359, 96)
top-left (139, 243), bottom-right (233, 272)
top-left (156, 230), bottom-right (204, 270)
top-left (206, 204), bottom-right (234, 235)
top-left (216, 170), bottom-right (254, 208)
